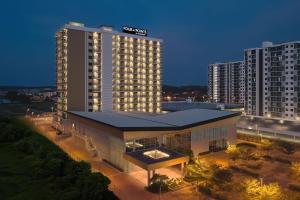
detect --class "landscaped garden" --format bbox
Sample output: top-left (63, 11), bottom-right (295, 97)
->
top-left (0, 117), bottom-right (118, 200)
top-left (183, 140), bottom-right (300, 200)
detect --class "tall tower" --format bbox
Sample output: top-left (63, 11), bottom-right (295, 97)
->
top-left (55, 22), bottom-right (162, 124)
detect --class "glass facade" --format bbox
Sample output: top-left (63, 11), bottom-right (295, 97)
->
top-left (125, 132), bottom-right (191, 153)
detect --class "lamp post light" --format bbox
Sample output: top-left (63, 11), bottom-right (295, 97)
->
top-left (255, 124), bottom-right (262, 142)
top-left (159, 183), bottom-right (162, 200)
top-left (26, 107), bottom-right (30, 117)
top-left (260, 177), bottom-right (264, 186)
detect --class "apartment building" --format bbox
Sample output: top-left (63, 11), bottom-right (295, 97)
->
top-left (55, 22), bottom-right (162, 123)
top-left (244, 47), bottom-right (263, 116)
top-left (208, 61), bottom-right (244, 105)
top-left (209, 41), bottom-right (300, 120)
top-left (262, 41), bottom-right (300, 120)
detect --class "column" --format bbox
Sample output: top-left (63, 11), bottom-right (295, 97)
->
top-left (147, 170), bottom-right (151, 186)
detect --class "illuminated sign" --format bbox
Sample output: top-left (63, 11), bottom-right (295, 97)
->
top-left (122, 26), bottom-right (147, 36)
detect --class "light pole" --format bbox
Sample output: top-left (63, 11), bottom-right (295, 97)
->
top-left (26, 107), bottom-right (30, 117)
top-left (260, 177), bottom-right (263, 186)
top-left (159, 183), bottom-right (162, 200)
top-left (255, 124), bottom-right (262, 142)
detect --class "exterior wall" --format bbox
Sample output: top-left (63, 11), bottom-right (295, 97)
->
top-left (244, 48), bottom-right (263, 116)
top-left (65, 113), bottom-right (238, 172)
top-left (67, 29), bottom-right (87, 112)
top-left (244, 41), bottom-right (300, 120)
top-left (101, 31), bottom-right (113, 111)
top-left (263, 42), bottom-right (300, 120)
top-left (55, 22), bottom-right (163, 124)
top-left (208, 62), bottom-right (244, 104)
top-left (65, 113), bottom-right (126, 170)
top-left (190, 116), bottom-right (237, 155)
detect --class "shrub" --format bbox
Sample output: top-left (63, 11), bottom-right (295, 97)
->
top-left (230, 166), bottom-right (259, 178)
top-left (262, 154), bottom-right (273, 161)
top-left (289, 183), bottom-right (300, 192)
top-left (237, 142), bottom-right (257, 148)
top-left (147, 174), bottom-right (169, 193)
top-left (225, 145), bottom-right (241, 160)
top-left (176, 147), bottom-right (194, 158)
top-left (14, 138), bottom-right (40, 154)
top-left (290, 162), bottom-right (300, 178)
top-left (0, 117), bottom-right (118, 200)
top-left (274, 157), bottom-right (291, 164)
top-left (275, 140), bottom-right (295, 154)
top-left (198, 184), bottom-right (211, 195)
top-left (261, 139), bottom-right (274, 150)
top-left (243, 179), bottom-right (282, 200)
top-left (246, 162), bottom-right (262, 170)
top-left (213, 168), bottom-right (233, 184)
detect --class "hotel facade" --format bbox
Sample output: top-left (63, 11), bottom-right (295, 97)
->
top-left (208, 41), bottom-right (300, 121)
top-left (55, 22), bottom-right (162, 124)
top-left (54, 22), bottom-right (240, 185)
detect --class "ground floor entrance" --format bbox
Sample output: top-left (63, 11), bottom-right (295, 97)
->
top-left (129, 165), bottom-right (182, 185)
top-left (208, 139), bottom-right (227, 152)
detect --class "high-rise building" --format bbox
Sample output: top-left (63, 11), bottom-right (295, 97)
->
top-left (208, 61), bottom-right (244, 104)
top-left (209, 41), bottom-right (300, 121)
top-left (262, 41), bottom-right (300, 120)
top-left (55, 22), bottom-right (162, 123)
top-left (244, 47), bottom-right (263, 116)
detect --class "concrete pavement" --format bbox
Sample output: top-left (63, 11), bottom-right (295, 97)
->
top-left (35, 122), bottom-right (205, 200)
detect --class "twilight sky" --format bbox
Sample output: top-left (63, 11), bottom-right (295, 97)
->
top-left (0, 0), bottom-right (300, 86)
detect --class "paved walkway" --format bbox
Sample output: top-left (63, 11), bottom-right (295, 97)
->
top-left (35, 122), bottom-right (206, 200)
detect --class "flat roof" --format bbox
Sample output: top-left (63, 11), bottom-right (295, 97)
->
top-left (58, 23), bottom-right (162, 42)
top-left (123, 146), bottom-right (189, 170)
top-left (68, 108), bottom-right (240, 131)
top-left (162, 101), bottom-right (243, 112)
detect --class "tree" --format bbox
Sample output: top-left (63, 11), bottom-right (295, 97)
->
top-left (243, 179), bottom-right (282, 200)
top-left (147, 173), bottom-right (169, 193)
top-left (185, 159), bottom-right (213, 184)
top-left (291, 162), bottom-right (300, 179)
top-left (275, 140), bottom-right (295, 154)
top-left (225, 144), bottom-right (241, 160)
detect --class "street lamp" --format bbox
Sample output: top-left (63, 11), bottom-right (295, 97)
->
top-left (260, 177), bottom-right (264, 186)
top-left (255, 124), bottom-right (262, 142)
top-left (26, 107), bottom-right (30, 117)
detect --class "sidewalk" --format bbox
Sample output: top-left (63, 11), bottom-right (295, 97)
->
top-left (36, 123), bottom-right (205, 200)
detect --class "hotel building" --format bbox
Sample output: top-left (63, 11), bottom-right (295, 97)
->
top-left (64, 109), bottom-right (239, 185)
top-left (55, 22), bottom-right (162, 123)
top-left (54, 22), bottom-right (241, 185)
top-left (208, 61), bottom-right (244, 104)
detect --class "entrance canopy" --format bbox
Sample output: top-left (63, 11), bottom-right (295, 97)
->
top-left (124, 147), bottom-right (189, 171)
top-left (124, 147), bottom-right (189, 185)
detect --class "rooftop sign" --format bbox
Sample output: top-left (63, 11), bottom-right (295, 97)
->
top-left (122, 26), bottom-right (147, 36)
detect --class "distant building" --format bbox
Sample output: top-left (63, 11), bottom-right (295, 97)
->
top-left (244, 47), bottom-right (263, 116)
top-left (208, 61), bottom-right (244, 105)
top-left (55, 22), bottom-right (162, 123)
top-left (209, 41), bottom-right (300, 121)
